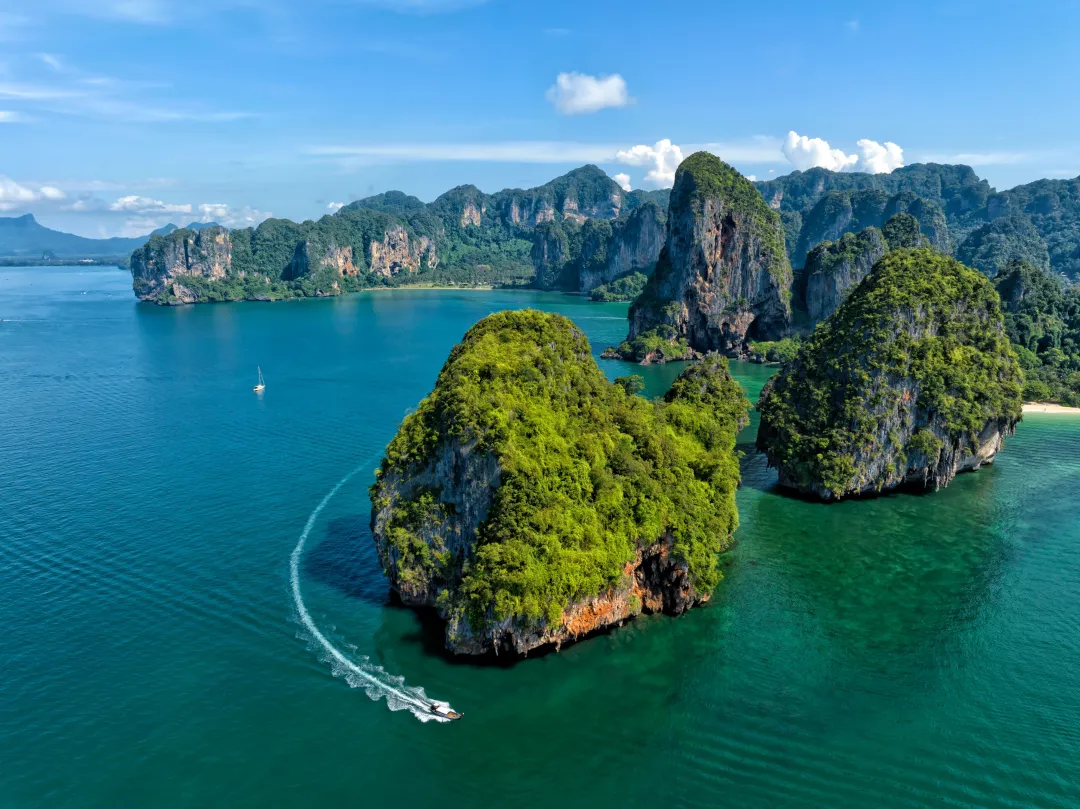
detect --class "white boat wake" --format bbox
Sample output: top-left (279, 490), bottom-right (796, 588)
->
top-left (290, 462), bottom-right (451, 723)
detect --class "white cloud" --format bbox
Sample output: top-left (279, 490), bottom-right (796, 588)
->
top-left (783, 131), bottom-right (859, 172)
top-left (782, 131), bottom-right (904, 174)
top-left (38, 53), bottom-right (64, 71)
top-left (64, 195), bottom-right (107, 212)
top-left (545, 72), bottom-right (631, 115)
top-left (108, 195), bottom-right (192, 214)
top-left (845, 19), bottom-right (859, 32)
top-left (614, 139), bottom-right (685, 188)
top-left (197, 203), bottom-right (230, 220)
top-left (746, 174), bottom-right (757, 182)
top-left (856, 138), bottom-right (904, 173)
top-left (198, 203), bottom-right (272, 227)
top-left (327, 201), bottom-right (345, 211)
top-left (0, 176), bottom-right (67, 210)
top-left (612, 173), bottom-right (631, 192)
top-left (0, 111), bottom-right (30, 122)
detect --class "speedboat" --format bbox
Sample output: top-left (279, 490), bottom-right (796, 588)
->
top-left (429, 703), bottom-right (463, 720)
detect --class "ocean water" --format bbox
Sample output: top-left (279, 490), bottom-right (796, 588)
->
top-left (2, 265), bottom-right (1079, 809)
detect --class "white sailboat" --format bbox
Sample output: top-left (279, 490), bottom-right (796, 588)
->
top-left (253, 366), bottom-right (265, 393)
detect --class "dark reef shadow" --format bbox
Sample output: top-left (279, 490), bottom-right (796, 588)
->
top-left (303, 514), bottom-right (391, 607)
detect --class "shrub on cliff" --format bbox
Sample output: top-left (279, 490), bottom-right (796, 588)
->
top-left (370, 310), bottom-right (748, 653)
top-left (757, 249), bottom-right (1023, 499)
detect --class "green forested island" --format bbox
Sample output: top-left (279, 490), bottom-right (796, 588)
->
top-left (368, 310), bottom-right (748, 655)
top-left (756, 249), bottom-right (1024, 499)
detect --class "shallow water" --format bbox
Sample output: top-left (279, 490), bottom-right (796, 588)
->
top-left (2, 266), bottom-right (1079, 809)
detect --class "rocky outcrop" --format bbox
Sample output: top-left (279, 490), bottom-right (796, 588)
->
top-left (530, 222), bottom-right (572, 289)
top-left (370, 312), bottom-right (747, 655)
top-left (623, 152), bottom-right (793, 360)
top-left (757, 248), bottom-right (1023, 500)
top-left (286, 240), bottom-right (359, 280)
top-left (443, 537), bottom-right (703, 655)
top-left (460, 201), bottom-right (483, 228)
top-left (579, 202), bottom-right (665, 294)
top-left (802, 227), bottom-right (887, 322)
top-left (130, 226), bottom-right (233, 302)
top-left (367, 225), bottom-right (436, 277)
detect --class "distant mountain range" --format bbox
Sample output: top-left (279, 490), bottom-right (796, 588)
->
top-left (0, 214), bottom-right (220, 259)
top-left (6, 160), bottom-right (1080, 287)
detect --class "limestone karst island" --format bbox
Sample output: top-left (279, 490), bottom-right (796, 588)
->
top-left (5, 3), bottom-right (1080, 805)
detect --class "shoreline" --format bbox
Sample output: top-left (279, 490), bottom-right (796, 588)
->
top-left (1023, 402), bottom-right (1080, 414)
top-left (364, 284), bottom-right (499, 292)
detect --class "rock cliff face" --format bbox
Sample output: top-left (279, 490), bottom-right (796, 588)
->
top-left (579, 202), bottom-right (665, 294)
top-left (802, 227), bottom-right (888, 322)
top-left (370, 311), bottom-right (747, 655)
top-left (756, 249), bottom-right (1023, 500)
top-left (529, 222), bottom-right (573, 290)
top-left (130, 226), bottom-right (233, 302)
top-left (621, 152), bottom-right (793, 360)
top-left (367, 225), bottom-right (436, 277)
top-left (286, 240), bottom-right (359, 281)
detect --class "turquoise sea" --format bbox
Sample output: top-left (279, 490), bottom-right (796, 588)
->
top-left (2, 265), bottom-right (1080, 809)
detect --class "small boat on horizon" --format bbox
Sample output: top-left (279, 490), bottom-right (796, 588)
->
top-left (253, 366), bottom-right (265, 393)
top-left (429, 703), bottom-right (463, 721)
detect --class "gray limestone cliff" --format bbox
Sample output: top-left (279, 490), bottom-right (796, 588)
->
top-left (579, 202), bottom-right (665, 294)
top-left (618, 152), bottom-right (793, 361)
top-left (130, 226), bottom-right (233, 304)
top-left (802, 227), bottom-right (888, 322)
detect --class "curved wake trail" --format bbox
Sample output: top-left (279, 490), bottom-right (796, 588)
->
top-left (290, 462), bottom-right (450, 723)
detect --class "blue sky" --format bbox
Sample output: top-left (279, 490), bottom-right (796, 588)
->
top-left (1, 0), bottom-right (1077, 237)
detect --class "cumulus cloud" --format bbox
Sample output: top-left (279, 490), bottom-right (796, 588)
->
top-left (782, 131), bottom-right (859, 172)
top-left (855, 138), bottom-right (904, 173)
top-left (0, 176), bottom-right (67, 210)
top-left (327, 201), bottom-right (345, 211)
top-left (782, 131), bottom-right (904, 174)
top-left (546, 72), bottom-right (630, 115)
top-left (614, 139), bottom-right (685, 188)
top-left (108, 195), bottom-right (191, 214)
top-left (612, 173), bottom-right (632, 192)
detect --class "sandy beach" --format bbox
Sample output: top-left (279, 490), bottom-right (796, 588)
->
top-left (1023, 402), bottom-right (1080, 414)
